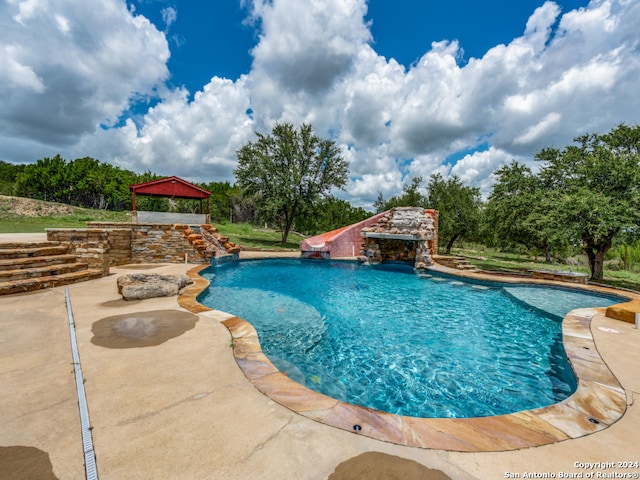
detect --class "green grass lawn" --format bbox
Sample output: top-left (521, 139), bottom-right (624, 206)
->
top-left (0, 212), bottom-right (133, 233)
top-left (0, 197), bottom-right (132, 232)
top-left (215, 222), bottom-right (305, 250)
top-left (451, 245), bottom-right (640, 292)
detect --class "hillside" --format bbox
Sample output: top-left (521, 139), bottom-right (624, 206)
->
top-left (0, 195), bottom-right (131, 232)
top-left (0, 195), bottom-right (79, 217)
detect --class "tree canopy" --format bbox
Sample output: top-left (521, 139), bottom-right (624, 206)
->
top-left (13, 155), bottom-right (136, 210)
top-left (488, 124), bottom-right (640, 279)
top-left (427, 173), bottom-right (481, 254)
top-left (234, 123), bottom-right (349, 243)
top-left (484, 162), bottom-right (565, 261)
top-left (535, 124), bottom-right (640, 280)
top-left (294, 196), bottom-right (371, 236)
top-left (373, 177), bottom-right (427, 212)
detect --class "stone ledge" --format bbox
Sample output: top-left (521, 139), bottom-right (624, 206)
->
top-left (605, 299), bottom-right (640, 324)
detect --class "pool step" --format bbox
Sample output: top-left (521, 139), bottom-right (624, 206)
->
top-left (0, 241), bottom-right (105, 295)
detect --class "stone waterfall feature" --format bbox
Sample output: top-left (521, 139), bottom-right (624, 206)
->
top-left (359, 207), bottom-right (437, 269)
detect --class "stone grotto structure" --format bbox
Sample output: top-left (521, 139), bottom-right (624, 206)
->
top-left (359, 207), bottom-right (437, 269)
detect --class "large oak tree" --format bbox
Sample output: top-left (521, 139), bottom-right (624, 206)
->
top-left (234, 123), bottom-right (349, 243)
top-left (488, 124), bottom-right (640, 280)
top-left (536, 124), bottom-right (640, 280)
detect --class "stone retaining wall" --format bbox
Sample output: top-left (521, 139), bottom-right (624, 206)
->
top-left (48, 223), bottom-right (210, 268)
top-left (532, 270), bottom-right (588, 284)
top-left (46, 229), bottom-right (110, 274)
top-left (89, 222), bottom-right (208, 265)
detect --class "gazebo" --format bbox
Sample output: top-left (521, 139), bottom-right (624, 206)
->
top-left (129, 176), bottom-right (212, 224)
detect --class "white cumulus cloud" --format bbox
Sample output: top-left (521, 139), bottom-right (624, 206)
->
top-left (0, 0), bottom-right (169, 155)
top-left (1, 0), bottom-right (639, 209)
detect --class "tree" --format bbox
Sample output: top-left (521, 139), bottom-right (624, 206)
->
top-left (294, 196), bottom-right (371, 235)
top-left (427, 173), bottom-right (481, 254)
top-left (0, 160), bottom-right (25, 195)
top-left (535, 124), bottom-right (640, 280)
top-left (14, 154), bottom-right (68, 202)
top-left (484, 162), bottom-right (565, 262)
top-left (373, 176), bottom-right (427, 212)
top-left (234, 123), bottom-right (349, 243)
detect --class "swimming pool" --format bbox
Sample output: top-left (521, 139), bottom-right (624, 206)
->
top-left (198, 259), bottom-right (625, 418)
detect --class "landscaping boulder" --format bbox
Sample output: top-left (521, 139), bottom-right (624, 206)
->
top-left (117, 273), bottom-right (193, 301)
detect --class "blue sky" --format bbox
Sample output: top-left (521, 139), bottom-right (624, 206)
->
top-left (135, 1), bottom-right (256, 89)
top-left (2, 0), bottom-right (639, 208)
top-left (131, 0), bottom-right (590, 93)
top-left (367, 0), bottom-right (588, 64)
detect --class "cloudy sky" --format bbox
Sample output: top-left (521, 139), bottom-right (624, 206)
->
top-left (1, 0), bottom-right (639, 209)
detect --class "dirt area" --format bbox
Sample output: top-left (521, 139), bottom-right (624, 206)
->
top-left (0, 195), bottom-right (78, 217)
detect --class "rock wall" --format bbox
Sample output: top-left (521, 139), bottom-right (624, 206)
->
top-left (128, 223), bottom-right (208, 264)
top-left (49, 223), bottom-right (212, 267)
top-left (46, 229), bottom-right (111, 274)
top-left (82, 225), bottom-right (131, 266)
top-left (92, 222), bottom-right (209, 264)
top-left (360, 207), bottom-right (437, 240)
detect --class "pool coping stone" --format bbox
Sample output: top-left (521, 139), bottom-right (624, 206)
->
top-left (180, 258), bottom-right (635, 452)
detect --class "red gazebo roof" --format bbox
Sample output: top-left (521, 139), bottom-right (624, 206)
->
top-left (129, 176), bottom-right (212, 214)
top-left (129, 176), bottom-right (211, 200)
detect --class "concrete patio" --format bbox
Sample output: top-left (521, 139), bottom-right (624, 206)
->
top-left (1, 234), bottom-right (639, 479)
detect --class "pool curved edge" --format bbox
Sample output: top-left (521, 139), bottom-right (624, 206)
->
top-left (179, 264), bottom-right (628, 452)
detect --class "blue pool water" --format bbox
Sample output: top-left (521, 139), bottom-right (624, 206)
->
top-left (198, 259), bottom-right (625, 418)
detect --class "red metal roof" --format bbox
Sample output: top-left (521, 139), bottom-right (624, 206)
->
top-left (129, 176), bottom-right (211, 199)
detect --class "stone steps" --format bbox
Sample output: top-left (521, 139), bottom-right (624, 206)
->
top-left (433, 255), bottom-right (480, 272)
top-left (0, 244), bottom-right (70, 260)
top-left (0, 262), bottom-right (93, 282)
top-left (0, 269), bottom-right (104, 295)
top-left (0, 254), bottom-right (78, 271)
top-left (0, 241), bottom-right (104, 295)
top-left (458, 263), bottom-right (478, 271)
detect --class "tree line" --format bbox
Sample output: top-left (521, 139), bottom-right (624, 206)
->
top-left (1, 122), bottom-right (639, 280)
top-left (372, 124), bottom-right (640, 280)
top-left (0, 148), bottom-right (370, 238)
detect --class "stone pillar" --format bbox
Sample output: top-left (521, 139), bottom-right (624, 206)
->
top-left (414, 240), bottom-right (433, 270)
top-left (360, 238), bottom-right (381, 264)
